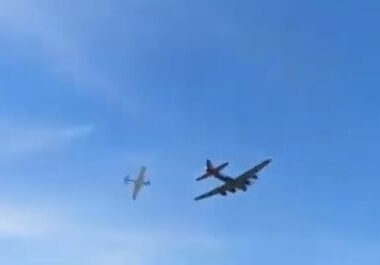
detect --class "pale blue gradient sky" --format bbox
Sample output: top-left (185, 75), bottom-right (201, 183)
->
top-left (0, 0), bottom-right (379, 264)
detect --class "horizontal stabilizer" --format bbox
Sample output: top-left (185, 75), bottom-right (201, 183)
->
top-left (196, 173), bottom-right (211, 181)
top-left (216, 162), bottom-right (229, 171)
top-left (124, 176), bottom-right (135, 184)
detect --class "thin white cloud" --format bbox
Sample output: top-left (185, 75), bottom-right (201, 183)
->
top-left (0, 121), bottom-right (94, 158)
top-left (0, 201), bottom-right (227, 265)
top-left (0, 203), bottom-right (57, 238)
top-left (96, 225), bottom-right (226, 262)
top-left (0, 0), bottom-right (129, 107)
top-left (2, 201), bottom-right (379, 265)
top-left (63, 223), bottom-right (226, 265)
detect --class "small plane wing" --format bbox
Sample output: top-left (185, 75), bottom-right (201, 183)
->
top-left (137, 166), bottom-right (147, 182)
top-left (132, 184), bottom-right (141, 200)
top-left (132, 166), bottom-right (147, 200)
top-left (194, 185), bottom-right (226, 201)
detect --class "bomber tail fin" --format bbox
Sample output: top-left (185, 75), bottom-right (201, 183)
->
top-left (206, 159), bottom-right (213, 170)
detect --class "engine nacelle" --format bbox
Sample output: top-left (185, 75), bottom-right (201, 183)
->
top-left (220, 191), bottom-right (227, 196)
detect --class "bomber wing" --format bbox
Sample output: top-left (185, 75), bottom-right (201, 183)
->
top-left (252, 159), bottom-right (272, 174)
top-left (235, 167), bottom-right (257, 182)
top-left (236, 159), bottom-right (272, 181)
top-left (194, 184), bottom-right (227, 201)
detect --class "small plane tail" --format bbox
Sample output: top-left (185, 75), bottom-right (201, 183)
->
top-left (124, 176), bottom-right (135, 184)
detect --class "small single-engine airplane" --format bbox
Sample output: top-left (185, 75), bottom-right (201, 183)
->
top-left (196, 159), bottom-right (229, 181)
top-left (124, 166), bottom-right (150, 200)
top-left (194, 159), bottom-right (272, 201)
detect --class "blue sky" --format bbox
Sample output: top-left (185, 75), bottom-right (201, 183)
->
top-left (0, 0), bottom-right (379, 264)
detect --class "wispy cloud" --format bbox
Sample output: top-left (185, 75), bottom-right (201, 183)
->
top-left (2, 200), bottom-right (379, 265)
top-left (0, 201), bottom-right (227, 265)
top-left (85, 228), bottom-right (225, 265)
top-left (0, 0), bottom-right (128, 107)
top-left (0, 120), bottom-right (94, 158)
top-left (0, 203), bottom-right (57, 238)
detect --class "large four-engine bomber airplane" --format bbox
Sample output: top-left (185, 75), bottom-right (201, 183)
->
top-left (194, 159), bottom-right (272, 201)
top-left (196, 159), bottom-right (229, 181)
top-left (124, 166), bottom-right (150, 200)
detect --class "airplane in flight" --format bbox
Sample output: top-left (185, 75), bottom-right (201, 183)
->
top-left (196, 159), bottom-right (229, 181)
top-left (194, 159), bottom-right (272, 201)
top-left (124, 166), bottom-right (150, 200)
